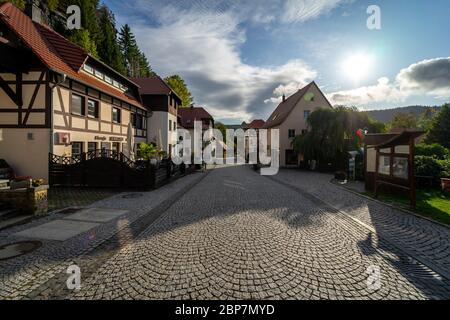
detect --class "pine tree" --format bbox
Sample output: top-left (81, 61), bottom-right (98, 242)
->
top-left (118, 24), bottom-right (154, 77)
top-left (97, 5), bottom-right (125, 74)
top-left (138, 52), bottom-right (154, 77)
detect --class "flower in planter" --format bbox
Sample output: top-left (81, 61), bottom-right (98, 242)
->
top-left (32, 179), bottom-right (45, 187)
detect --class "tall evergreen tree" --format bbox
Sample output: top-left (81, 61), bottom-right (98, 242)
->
top-left (118, 24), bottom-right (153, 77)
top-left (97, 5), bottom-right (125, 74)
top-left (138, 52), bottom-right (153, 77)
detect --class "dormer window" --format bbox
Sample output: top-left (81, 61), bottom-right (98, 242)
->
top-left (105, 75), bottom-right (112, 84)
top-left (94, 70), bottom-right (104, 80)
top-left (83, 64), bottom-right (129, 92)
top-left (83, 64), bottom-right (94, 74)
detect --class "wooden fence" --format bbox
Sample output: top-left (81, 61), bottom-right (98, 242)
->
top-left (48, 150), bottom-right (192, 189)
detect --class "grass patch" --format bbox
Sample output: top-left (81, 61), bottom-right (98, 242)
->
top-left (363, 189), bottom-right (450, 226)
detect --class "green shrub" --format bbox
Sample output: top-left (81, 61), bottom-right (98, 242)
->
top-left (415, 143), bottom-right (449, 160)
top-left (438, 158), bottom-right (450, 178)
top-left (415, 156), bottom-right (444, 185)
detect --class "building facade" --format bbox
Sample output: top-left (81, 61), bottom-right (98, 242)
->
top-left (131, 77), bottom-right (181, 157)
top-left (263, 82), bottom-right (333, 167)
top-left (0, 3), bottom-right (147, 180)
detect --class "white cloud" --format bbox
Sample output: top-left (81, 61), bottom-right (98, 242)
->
top-left (328, 58), bottom-right (450, 108)
top-left (129, 4), bottom-right (317, 122)
top-left (282, 0), bottom-right (345, 23)
top-left (397, 57), bottom-right (450, 98)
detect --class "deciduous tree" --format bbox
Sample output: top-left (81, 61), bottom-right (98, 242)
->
top-left (164, 75), bottom-right (193, 107)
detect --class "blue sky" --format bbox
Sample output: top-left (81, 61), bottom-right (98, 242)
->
top-left (104, 0), bottom-right (450, 124)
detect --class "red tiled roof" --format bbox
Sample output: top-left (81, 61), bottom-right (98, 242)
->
top-left (178, 107), bottom-right (214, 129)
top-left (130, 76), bottom-right (172, 95)
top-left (0, 2), bottom-right (143, 108)
top-left (247, 119), bottom-right (265, 129)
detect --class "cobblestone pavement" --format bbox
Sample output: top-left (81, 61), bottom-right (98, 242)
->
top-left (269, 169), bottom-right (450, 279)
top-left (70, 166), bottom-right (450, 300)
top-left (48, 188), bottom-right (121, 212)
top-left (0, 172), bottom-right (208, 299)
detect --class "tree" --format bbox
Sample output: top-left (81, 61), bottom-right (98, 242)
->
top-left (426, 104), bottom-right (450, 149)
top-left (118, 24), bottom-right (153, 77)
top-left (97, 5), bottom-right (125, 74)
top-left (214, 122), bottom-right (227, 143)
top-left (8, 0), bottom-right (26, 9)
top-left (164, 75), bottom-right (194, 107)
top-left (389, 112), bottom-right (418, 130)
top-left (418, 107), bottom-right (437, 133)
top-left (69, 29), bottom-right (98, 57)
top-left (138, 52), bottom-right (153, 77)
top-left (292, 107), bottom-right (384, 170)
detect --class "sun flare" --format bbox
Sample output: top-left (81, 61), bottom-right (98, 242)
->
top-left (342, 53), bottom-right (374, 82)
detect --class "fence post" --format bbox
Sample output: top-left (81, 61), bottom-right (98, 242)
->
top-left (120, 152), bottom-right (125, 188)
top-left (148, 160), bottom-right (156, 189)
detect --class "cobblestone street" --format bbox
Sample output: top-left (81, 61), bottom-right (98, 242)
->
top-left (1, 166), bottom-right (450, 300)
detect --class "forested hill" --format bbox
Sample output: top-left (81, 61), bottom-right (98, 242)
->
top-left (365, 105), bottom-right (443, 123)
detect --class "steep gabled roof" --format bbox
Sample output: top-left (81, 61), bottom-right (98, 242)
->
top-left (263, 81), bottom-right (332, 128)
top-left (130, 76), bottom-right (182, 102)
top-left (0, 2), bottom-right (143, 108)
top-left (178, 107), bottom-right (214, 129)
top-left (247, 119), bottom-right (266, 129)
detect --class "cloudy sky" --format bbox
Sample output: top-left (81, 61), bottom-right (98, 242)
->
top-left (105, 0), bottom-right (450, 124)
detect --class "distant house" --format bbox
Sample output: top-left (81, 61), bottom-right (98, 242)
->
top-left (178, 105), bottom-right (214, 136)
top-left (263, 81), bottom-right (333, 167)
top-left (178, 106), bottom-right (214, 157)
top-left (246, 119), bottom-right (266, 130)
top-left (131, 77), bottom-right (182, 157)
top-left (0, 2), bottom-right (147, 180)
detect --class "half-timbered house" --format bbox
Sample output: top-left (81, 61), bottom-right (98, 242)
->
top-left (0, 2), bottom-right (148, 180)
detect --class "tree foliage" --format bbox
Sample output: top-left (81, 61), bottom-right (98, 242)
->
top-left (415, 143), bottom-right (449, 160)
top-left (292, 107), bottom-right (385, 169)
top-left (164, 75), bottom-right (194, 107)
top-left (426, 104), bottom-right (450, 149)
top-left (69, 28), bottom-right (98, 57)
top-left (96, 5), bottom-right (125, 74)
top-left (389, 112), bottom-right (418, 130)
top-left (118, 24), bottom-right (153, 77)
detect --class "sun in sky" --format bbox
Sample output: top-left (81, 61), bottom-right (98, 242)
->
top-left (341, 52), bottom-right (375, 83)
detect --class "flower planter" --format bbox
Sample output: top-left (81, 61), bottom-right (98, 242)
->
top-left (441, 178), bottom-right (450, 192)
top-left (10, 178), bottom-right (32, 190)
top-left (0, 185), bottom-right (49, 216)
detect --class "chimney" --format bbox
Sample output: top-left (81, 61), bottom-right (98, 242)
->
top-left (25, 0), bottom-right (43, 23)
top-left (282, 94), bottom-right (286, 102)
